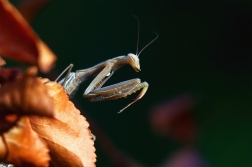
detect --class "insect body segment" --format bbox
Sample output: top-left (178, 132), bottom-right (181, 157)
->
top-left (58, 54), bottom-right (148, 112)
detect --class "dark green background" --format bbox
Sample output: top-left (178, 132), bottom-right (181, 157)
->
top-left (10, 0), bottom-right (252, 166)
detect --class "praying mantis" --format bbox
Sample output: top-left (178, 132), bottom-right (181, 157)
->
top-left (56, 17), bottom-right (158, 113)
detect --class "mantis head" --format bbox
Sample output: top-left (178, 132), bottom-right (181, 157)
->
top-left (126, 16), bottom-right (158, 73)
top-left (127, 53), bottom-right (141, 72)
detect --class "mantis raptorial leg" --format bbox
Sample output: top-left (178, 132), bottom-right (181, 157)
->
top-left (56, 17), bottom-right (158, 113)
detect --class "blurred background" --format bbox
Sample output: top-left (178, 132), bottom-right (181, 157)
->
top-left (8, 0), bottom-right (252, 166)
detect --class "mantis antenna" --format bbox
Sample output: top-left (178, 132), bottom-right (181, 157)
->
top-left (132, 15), bottom-right (159, 57)
top-left (132, 15), bottom-right (140, 55)
top-left (137, 32), bottom-right (159, 56)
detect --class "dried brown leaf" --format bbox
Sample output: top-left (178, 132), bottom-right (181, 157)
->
top-left (0, 68), bottom-right (22, 84)
top-left (0, 114), bottom-right (19, 134)
top-left (0, 57), bottom-right (6, 66)
top-left (0, 117), bottom-right (50, 167)
top-left (0, 74), bottom-right (54, 119)
top-left (0, 0), bottom-right (56, 72)
top-left (18, 0), bottom-right (50, 23)
top-left (30, 81), bottom-right (96, 167)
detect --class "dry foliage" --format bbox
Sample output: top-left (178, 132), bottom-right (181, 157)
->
top-left (0, 57), bottom-right (5, 67)
top-left (0, 0), bottom-right (96, 166)
top-left (0, 68), bottom-right (54, 119)
top-left (0, 0), bottom-right (56, 73)
top-left (0, 67), bottom-right (54, 135)
top-left (0, 117), bottom-right (50, 166)
top-left (0, 66), bottom-right (54, 166)
top-left (17, 0), bottom-right (50, 23)
top-left (30, 81), bottom-right (96, 167)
